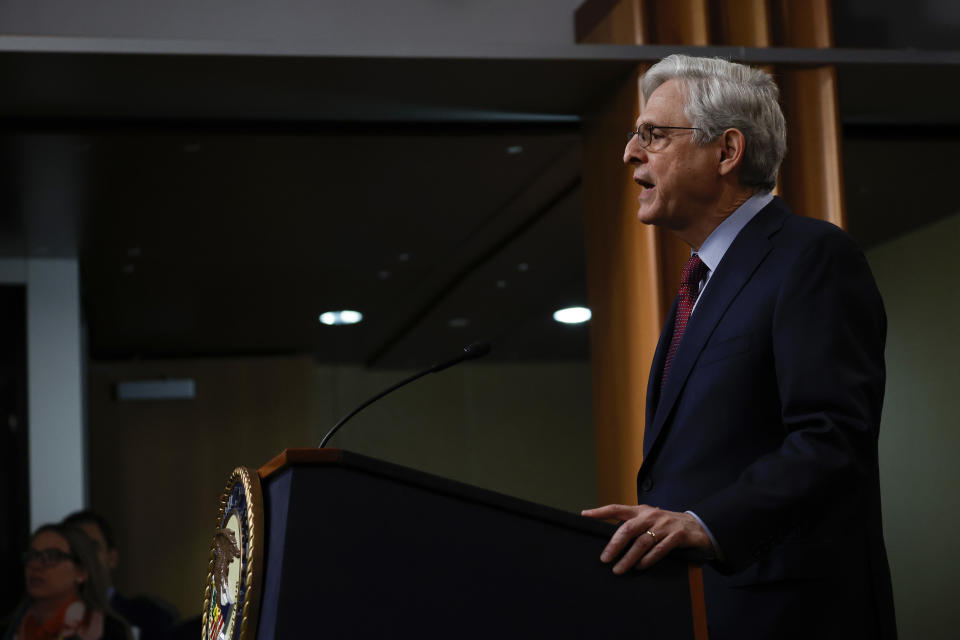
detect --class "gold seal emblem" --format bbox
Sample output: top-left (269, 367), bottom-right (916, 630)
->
top-left (202, 467), bottom-right (264, 640)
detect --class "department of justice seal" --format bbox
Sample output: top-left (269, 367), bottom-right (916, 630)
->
top-left (202, 467), bottom-right (264, 640)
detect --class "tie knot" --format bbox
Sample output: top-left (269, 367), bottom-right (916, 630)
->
top-left (682, 254), bottom-right (707, 289)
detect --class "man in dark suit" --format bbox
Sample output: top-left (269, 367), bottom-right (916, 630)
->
top-left (582, 55), bottom-right (896, 638)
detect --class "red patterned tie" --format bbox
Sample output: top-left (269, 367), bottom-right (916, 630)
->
top-left (661, 254), bottom-right (709, 389)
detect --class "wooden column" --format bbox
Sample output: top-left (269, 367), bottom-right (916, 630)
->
top-left (576, 0), bottom-right (645, 44)
top-left (581, 69), bottom-right (663, 506)
top-left (576, 0), bottom-right (846, 507)
top-left (648, 0), bottom-right (710, 45)
top-left (772, 0), bottom-right (846, 226)
top-left (577, 0), bottom-right (706, 507)
top-left (709, 0), bottom-right (771, 47)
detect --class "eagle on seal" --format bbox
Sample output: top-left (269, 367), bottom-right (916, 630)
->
top-left (212, 527), bottom-right (241, 606)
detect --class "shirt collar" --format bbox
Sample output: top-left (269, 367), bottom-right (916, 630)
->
top-left (695, 191), bottom-right (773, 273)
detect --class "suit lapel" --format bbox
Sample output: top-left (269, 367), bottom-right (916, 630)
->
top-left (645, 296), bottom-right (677, 430)
top-left (642, 199), bottom-right (790, 460)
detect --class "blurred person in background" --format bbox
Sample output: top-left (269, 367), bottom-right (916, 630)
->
top-left (1, 523), bottom-right (129, 640)
top-left (61, 512), bottom-right (175, 640)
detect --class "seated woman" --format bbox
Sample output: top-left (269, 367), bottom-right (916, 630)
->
top-left (2, 523), bottom-right (129, 640)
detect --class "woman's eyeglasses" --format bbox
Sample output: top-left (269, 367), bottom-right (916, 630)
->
top-left (23, 548), bottom-right (76, 567)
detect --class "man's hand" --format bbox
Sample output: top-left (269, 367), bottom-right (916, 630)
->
top-left (580, 504), bottom-right (713, 574)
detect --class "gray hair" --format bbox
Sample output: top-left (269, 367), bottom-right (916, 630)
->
top-left (641, 55), bottom-right (786, 192)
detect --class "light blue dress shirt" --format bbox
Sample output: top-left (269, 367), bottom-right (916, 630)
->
top-left (692, 191), bottom-right (774, 311)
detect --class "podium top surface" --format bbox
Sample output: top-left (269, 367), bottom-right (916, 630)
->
top-left (258, 447), bottom-right (617, 541)
top-left (259, 447), bottom-right (343, 478)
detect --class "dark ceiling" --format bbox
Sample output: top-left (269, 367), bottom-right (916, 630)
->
top-left (76, 124), bottom-right (588, 366)
top-left (2, 11), bottom-right (959, 368)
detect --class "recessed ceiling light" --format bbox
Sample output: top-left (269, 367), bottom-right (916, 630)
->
top-left (319, 310), bottom-right (363, 326)
top-left (553, 306), bottom-right (591, 324)
top-left (448, 317), bottom-right (469, 328)
top-left (518, 262), bottom-right (529, 272)
top-left (507, 145), bottom-right (524, 154)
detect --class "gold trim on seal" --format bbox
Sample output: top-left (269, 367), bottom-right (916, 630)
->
top-left (202, 466), bottom-right (264, 640)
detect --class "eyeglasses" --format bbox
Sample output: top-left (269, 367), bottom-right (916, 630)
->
top-left (626, 123), bottom-right (701, 150)
top-left (23, 548), bottom-right (76, 567)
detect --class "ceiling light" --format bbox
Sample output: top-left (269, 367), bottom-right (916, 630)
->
top-left (319, 310), bottom-right (363, 326)
top-left (507, 145), bottom-right (524, 154)
top-left (553, 306), bottom-right (591, 324)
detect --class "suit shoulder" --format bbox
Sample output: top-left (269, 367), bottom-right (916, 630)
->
top-left (757, 202), bottom-right (877, 293)
top-left (770, 206), bottom-right (863, 256)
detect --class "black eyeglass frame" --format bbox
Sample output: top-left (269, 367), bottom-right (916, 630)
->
top-left (22, 548), bottom-right (77, 567)
top-left (626, 123), bottom-right (702, 148)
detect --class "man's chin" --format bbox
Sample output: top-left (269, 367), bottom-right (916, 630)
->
top-left (635, 207), bottom-right (662, 226)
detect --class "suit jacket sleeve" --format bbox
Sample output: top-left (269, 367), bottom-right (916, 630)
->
top-left (690, 229), bottom-right (886, 572)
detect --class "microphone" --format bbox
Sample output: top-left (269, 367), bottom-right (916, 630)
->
top-left (318, 341), bottom-right (491, 448)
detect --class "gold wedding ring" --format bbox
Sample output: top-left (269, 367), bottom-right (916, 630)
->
top-left (645, 529), bottom-right (658, 542)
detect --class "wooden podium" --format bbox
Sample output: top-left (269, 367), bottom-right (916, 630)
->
top-left (205, 449), bottom-right (708, 639)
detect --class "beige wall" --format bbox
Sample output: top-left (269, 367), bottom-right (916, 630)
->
top-left (87, 357), bottom-right (595, 619)
top-left (87, 357), bottom-right (322, 619)
top-left (866, 211), bottom-right (960, 640)
top-left (325, 361), bottom-right (596, 508)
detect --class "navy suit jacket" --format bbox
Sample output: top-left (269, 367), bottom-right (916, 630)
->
top-left (638, 197), bottom-right (896, 639)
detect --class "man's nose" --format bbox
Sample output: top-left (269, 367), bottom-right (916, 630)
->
top-left (623, 137), bottom-right (645, 165)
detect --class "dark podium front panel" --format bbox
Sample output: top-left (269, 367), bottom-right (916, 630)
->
top-left (256, 449), bottom-right (701, 639)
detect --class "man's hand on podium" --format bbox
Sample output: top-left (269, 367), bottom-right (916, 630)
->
top-left (581, 504), bottom-right (713, 574)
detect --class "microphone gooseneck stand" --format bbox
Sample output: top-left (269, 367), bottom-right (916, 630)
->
top-left (318, 341), bottom-right (491, 448)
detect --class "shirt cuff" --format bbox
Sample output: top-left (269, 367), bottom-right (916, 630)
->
top-left (685, 510), bottom-right (723, 562)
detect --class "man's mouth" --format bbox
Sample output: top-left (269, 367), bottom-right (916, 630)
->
top-left (636, 178), bottom-right (655, 190)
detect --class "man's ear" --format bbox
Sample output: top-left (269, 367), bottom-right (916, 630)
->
top-left (717, 128), bottom-right (746, 177)
top-left (107, 548), bottom-right (119, 571)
